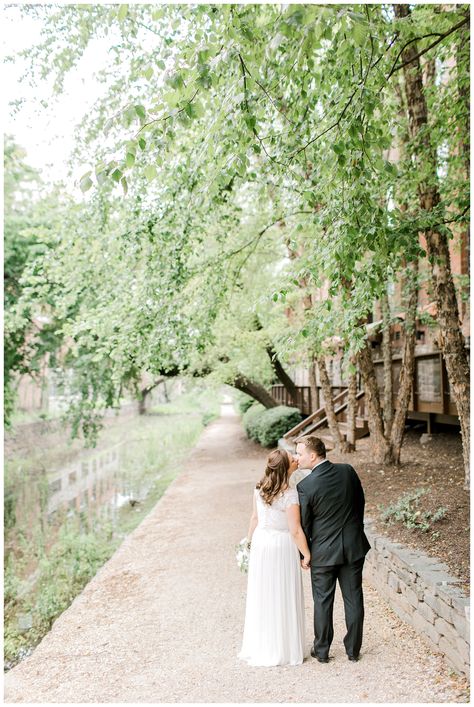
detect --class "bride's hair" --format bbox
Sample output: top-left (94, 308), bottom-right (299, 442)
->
top-left (256, 449), bottom-right (290, 505)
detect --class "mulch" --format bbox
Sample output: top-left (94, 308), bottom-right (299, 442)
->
top-left (329, 426), bottom-right (469, 593)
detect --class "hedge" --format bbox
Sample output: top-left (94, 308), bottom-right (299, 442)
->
top-left (242, 404), bottom-right (302, 447)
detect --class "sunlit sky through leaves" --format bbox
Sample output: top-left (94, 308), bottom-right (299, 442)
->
top-left (3, 5), bottom-right (112, 192)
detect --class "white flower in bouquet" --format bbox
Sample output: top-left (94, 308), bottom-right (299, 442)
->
top-left (235, 537), bottom-right (251, 573)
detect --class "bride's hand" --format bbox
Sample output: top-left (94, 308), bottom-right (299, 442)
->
top-left (301, 555), bottom-right (311, 570)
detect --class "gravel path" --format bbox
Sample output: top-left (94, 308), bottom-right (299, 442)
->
top-left (4, 404), bottom-right (469, 703)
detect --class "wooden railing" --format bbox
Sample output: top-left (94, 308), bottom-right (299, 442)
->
top-left (271, 351), bottom-right (460, 422)
top-left (283, 390), bottom-right (366, 440)
top-left (271, 385), bottom-right (312, 415)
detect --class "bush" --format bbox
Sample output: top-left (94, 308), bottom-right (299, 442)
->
top-left (242, 403), bottom-right (265, 440)
top-left (257, 406), bottom-right (302, 447)
top-left (242, 404), bottom-right (302, 447)
top-left (238, 395), bottom-right (255, 415)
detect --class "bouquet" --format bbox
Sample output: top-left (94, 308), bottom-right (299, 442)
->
top-left (235, 537), bottom-right (251, 573)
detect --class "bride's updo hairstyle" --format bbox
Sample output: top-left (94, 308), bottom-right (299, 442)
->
top-left (256, 449), bottom-right (290, 505)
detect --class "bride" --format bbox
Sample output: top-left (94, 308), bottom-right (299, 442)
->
top-left (238, 449), bottom-right (310, 666)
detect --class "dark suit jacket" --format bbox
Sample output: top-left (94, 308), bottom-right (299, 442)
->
top-left (296, 460), bottom-right (371, 566)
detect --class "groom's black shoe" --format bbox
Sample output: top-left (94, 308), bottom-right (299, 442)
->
top-left (348, 655), bottom-right (360, 662)
top-left (310, 648), bottom-right (329, 663)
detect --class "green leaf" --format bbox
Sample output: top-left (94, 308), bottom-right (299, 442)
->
top-left (111, 169), bottom-right (122, 182)
top-left (144, 66), bottom-right (154, 81)
top-left (144, 165), bottom-right (157, 182)
top-left (138, 137), bottom-right (146, 151)
top-left (332, 142), bottom-right (345, 155)
top-left (117, 4), bottom-right (128, 22)
top-left (80, 176), bottom-right (93, 192)
top-left (244, 115), bottom-right (256, 131)
top-left (126, 152), bottom-right (136, 168)
top-left (135, 104), bottom-right (146, 120)
top-left (121, 176), bottom-right (128, 195)
top-left (352, 22), bottom-right (367, 46)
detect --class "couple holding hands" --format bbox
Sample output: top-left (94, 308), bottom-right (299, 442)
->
top-left (238, 435), bottom-right (371, 667)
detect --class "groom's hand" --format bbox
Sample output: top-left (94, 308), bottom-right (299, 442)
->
top-left (301, 558), bottom-right (310, 570)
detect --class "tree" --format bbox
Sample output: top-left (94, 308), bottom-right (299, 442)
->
top-left (10, 5), bottom-right (469, 477)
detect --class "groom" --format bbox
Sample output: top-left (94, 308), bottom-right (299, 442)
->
top-left (295, 435), bottom-right (370, 664)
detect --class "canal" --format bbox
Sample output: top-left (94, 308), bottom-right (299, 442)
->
top-left (4, 382), bottom-right (221, 670)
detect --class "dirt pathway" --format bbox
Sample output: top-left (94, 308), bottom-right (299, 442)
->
top-left (4, 404), bottom-right (468, 703)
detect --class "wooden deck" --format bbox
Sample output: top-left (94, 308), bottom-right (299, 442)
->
top-left (271, 351), bottom-right (460, 430)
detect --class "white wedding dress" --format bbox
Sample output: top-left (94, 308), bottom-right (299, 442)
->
top-left (238, 487), bottom-right (306, 666)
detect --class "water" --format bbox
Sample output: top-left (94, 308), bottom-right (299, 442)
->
top-left (4, 385), bottom-right (223, 669)
top-left (8, 438), bottom-right (158, 546)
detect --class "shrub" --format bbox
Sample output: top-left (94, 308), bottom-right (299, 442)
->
top-left (238, 395), bottom-right (255, 415)
top-left (242, 404), bottom-right (302, 447)
top-left (242, 403), bottom-right (265, 440)
top-left (380, 488), bottom-right (448, 532)
top-left (256, 405), bottom-right (302, 447)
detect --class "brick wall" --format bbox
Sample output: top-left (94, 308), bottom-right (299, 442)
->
top-left (364, 518), bottom-right (470, 677)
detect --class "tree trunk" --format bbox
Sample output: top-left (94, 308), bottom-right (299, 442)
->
top-left (317, 355), bottom-right (349, 454)
top-left (254, 315), bottom-right (299, 406)
top-left (357, 342), bottom-right (393, 463)
top-left (233, 375), bottom-right (278, 409)
top-left (266, 344), bottom-right (299, 404)
top-left (346, 357), bottom-right (358, 452)
top-left (389, 262), bottom-right (419, 463)
top-left (308, 357), bottom-right (319, 413)
top-left (137, 377), bottom-right (165, 415)
top-left (381, 294), bottom-right (393, 438)
top-left (394, 3), bottom-right (470, 488)
top-left (138, 392), bottom-right (148, 415)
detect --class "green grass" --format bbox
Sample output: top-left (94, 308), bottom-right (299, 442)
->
top-left (4, 382), bottom-right (221, 669)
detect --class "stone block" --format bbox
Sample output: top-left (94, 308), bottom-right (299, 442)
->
top-left (390, 598), bottom-right (414, 626)
top-left (435, 617), bottom-right (459, 649)
top-left (412, 611), bottom-right (440, 647)
top-left (437, 584), bottom-right (469, 608)
top-left (414, 559), bottom-right (450, 574)
top-left (423, 592), bottom-right (454, 623)
top-left (402, 585), bottom-right (421, 609)
top-left (388, 571), bottom-right (401, 594)
top-left (374, 563), bottom-right (389, 583)
top-left (396, 566), bottom-right (418, 586)
top-left (389, 549), bottom-right (417, 570)
top-left (438, 636), bottom-right (469, 675)
top-left (455, 636), bottom-right (470, 665)
top-left (418, 570), bottom-right (455, 589)
top-left (450, 594), bottom-right (470, 614)
top-left (451, 612), bottom-right (470, 644)
top-left (417, 600), bottom-right (436, 625)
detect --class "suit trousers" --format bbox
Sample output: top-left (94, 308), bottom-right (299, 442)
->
top-left (310, 557), bottom-right (365, 659)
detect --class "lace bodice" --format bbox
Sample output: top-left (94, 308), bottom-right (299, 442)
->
top-left (255, 487), bottom-right (299, 531)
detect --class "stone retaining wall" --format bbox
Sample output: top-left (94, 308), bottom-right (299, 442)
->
top-left (364, 518), bottom-right (470, 677)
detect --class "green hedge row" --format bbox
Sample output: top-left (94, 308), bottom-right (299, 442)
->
top-left (242, 404), bottom-right (302, 447)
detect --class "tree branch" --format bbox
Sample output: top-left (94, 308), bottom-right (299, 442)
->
top-left (386, 16), bottom-right (469, 80)
top-left (135, 90), bottom-right (199, 136)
